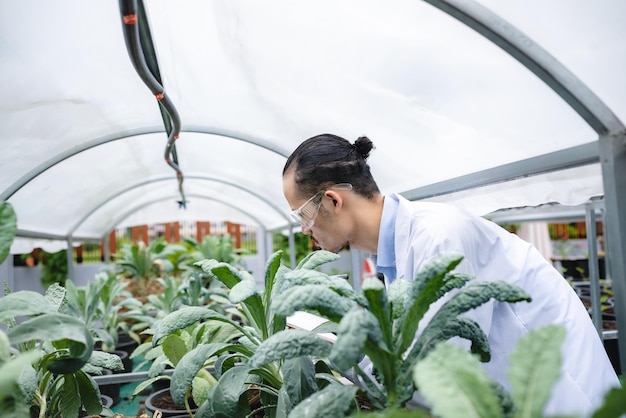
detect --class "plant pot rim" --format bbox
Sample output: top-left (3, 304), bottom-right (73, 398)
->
top-left (145, 388), bottom-right (198, 415)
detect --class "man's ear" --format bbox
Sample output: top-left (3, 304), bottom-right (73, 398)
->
top-left (325, 190), bottom-right (343, 210)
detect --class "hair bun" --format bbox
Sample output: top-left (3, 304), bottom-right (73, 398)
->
top-left (354, 136), bottom-right (374, 160)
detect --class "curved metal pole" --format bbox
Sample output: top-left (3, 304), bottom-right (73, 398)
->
top-left (0, 127), bottom-right (290, 202)
top-left (67, 175), bottom-right (291, 236)
top-left (425, 0), bottom-right (624, 135)
top-left (427, 0), bottom-right (626, 375)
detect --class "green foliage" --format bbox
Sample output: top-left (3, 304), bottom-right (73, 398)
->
top-left (182, 234), bottom-right (246, 268)
top-left (592, 385), bottom-right (626, 418)
top-left (271, 253), bottom-right (532, 412)
top-left (64, 270), bottom-right (134, 351)
top-left (40, 249), bottom-right (68, 289)
top-left (274, 232), bottom-right (313, 267)
top-left (0, 201), bottom-right (17, 265)
top-left (413, 325), bottom-right (566, 418)
top-left (113, 237), bottom-right (185, 295)
top-left (141, 250), bottom-right (344, 417)
top-left (0, 284), bottom-right (115, 418)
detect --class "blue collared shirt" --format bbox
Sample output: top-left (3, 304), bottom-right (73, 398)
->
top-left (373, 194), bottom-right (398, 284)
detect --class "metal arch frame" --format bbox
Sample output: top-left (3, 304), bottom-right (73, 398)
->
top-left (101, 193), bottom-right (265, 235)
top-left (0, 126), bottom-right (290, 202)
top-left (426, 0), bottom-right (623, 135)
top-left (425, 0), bottom-right (626, 375)
top-left (67, 175), bottom-right (291, 236)
top-left (402, 141), bottom-right (601, 201)
top-left (1, 127), bottom-right (298, 267)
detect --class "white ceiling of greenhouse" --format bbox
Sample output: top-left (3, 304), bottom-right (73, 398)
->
top-left (1, 0), bottom-right (625, 252)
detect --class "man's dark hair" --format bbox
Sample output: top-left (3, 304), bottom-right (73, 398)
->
top-left (283, 133), bottom-right (380, 199)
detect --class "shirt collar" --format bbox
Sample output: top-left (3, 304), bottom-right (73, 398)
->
top-left (376, 194), bottom-right (399, 269)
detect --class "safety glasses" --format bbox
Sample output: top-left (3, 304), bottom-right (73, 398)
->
top-left (290, 183), bottom-right (352, 228)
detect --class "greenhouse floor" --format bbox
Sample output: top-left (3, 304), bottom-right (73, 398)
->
top-left (106, 381), bottom-right (149, 417)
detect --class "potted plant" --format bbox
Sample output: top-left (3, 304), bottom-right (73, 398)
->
top-left (113, 237), bottom-right (185, 300)
top-left (257, 253), bottom-right (531, 415)
top-left (139, 250), bottom-right (344, 417)
top-left (0, 284), bottom-right (123, 418)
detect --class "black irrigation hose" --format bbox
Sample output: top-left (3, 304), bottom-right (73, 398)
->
top-left (119, 0), bottom-right (187, 208)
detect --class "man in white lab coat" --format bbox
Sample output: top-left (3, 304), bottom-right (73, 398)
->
top-left (282, 133), bottom-right (620, 416)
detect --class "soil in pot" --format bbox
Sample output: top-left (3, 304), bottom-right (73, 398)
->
top-left (145, 388), bottom-right (198, 417)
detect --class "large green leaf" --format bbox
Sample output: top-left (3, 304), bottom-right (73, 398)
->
top-left (170, 343), bottom-right (231, 405)
top-left (0, 201), bottom-right (17, 265)
top-left (287, 383), bottom-right (357, 418)
top-left (0, 329), bottom-right (10, 362)
top-left (330, 308), bottom-right (383, 372)
top-left (271, 284), bottom-right (356, 322)
top-left (398, 316), bottom-right (491, 397)
top-left (0, 291), bottom-right (53, 323)
top-left (196, 260), bottom-right (245, 289)
top-left (282, 356), bottom-right (318, 407)
top-left (592, 385), bottom-right (626, 418)
top-left (17, 362), bottom-right (37, 403)
top-left (210, 366), bottom-right (253, 418)
top-left (0, 351), bottom-right (41, 403)
top-left (229, 279), bottom-right (258, 304)
top-left (250, 330), bottom-right (332, 368)
top-left (152, 306), bottom-right (230, 346)
top-left (387, 278), bottom-right (410, 321)
top-left (276, 385), bottom-right (293, 418)
top-left (362, 276), bottom-right (392, 346)
top-left (277, 270), bottom-right (357, 300)
top-left (414, 343), bottom-right (503, 418)
top-left (76, 370), bottom-right (102, 415)
top-left (162, 334), bottom-right (189, 366)
top-left (277, 269), bottom-right (336, 294)
top-left (264, 250), bottom-right (284, 308)
top-left (8, 313), bottom-right (90, 347)
top-left (396, 254), bottom-right (464, 354)
top-left (44, 283), bottom-right (67, 313)
top-left (508, 325), bottom-right (565, 418)
top-left (60, 373), bottom-right (82, 418)
top-left (87, 350), bottom-right (124, 372)
top-left (413, 281), bottom-right (530, 361)
top-left (295, 250), bottom-right (340, 271)
top-left (8, 313), bottom-right (93, 374)
top-left (192, 371), bottom-right (217, 409)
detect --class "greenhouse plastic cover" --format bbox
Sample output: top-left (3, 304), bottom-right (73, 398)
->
top-left (1, 0), bottom-right (625, 253)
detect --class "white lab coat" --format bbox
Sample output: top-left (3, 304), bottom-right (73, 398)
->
top-left (387, 194), bottom-right (620, 416)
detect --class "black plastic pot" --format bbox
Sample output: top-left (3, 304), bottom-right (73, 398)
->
top-left (116, 332), bottom-right (139, 357)
top-left (97, 368), bottom-right (121, 406)
top-left (145, 388), bottom-right (198, 417)
top-left (79, 394), bottom-right (113, 417)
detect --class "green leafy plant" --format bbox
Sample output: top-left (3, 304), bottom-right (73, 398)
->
top-left (414, 324), bottom-right (626, 418)
top-left (138, 250), bottom-right (344, 417)
top-left (267, 253), bottom-right (532, 414)
top-left (113, 237), bottom-right (184, 296)
top-left (0, 201), bottom-right (17, 265)
top-left (182, 234), bottom-right (247, 268)
top-left (0, 284), bottom-right (123, 418)
top-left (40, 249), bottom-right (68, 289)
top-left (64, 270), bottom-right (134, 351)
top-left (273, 231), bottom-right (313, 267)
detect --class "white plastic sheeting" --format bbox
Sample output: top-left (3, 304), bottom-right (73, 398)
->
top-left (1, 0), bottom-right (625, 253)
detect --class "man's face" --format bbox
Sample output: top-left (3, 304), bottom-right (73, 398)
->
top-left (282, 171), bottom-right (349, 253)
